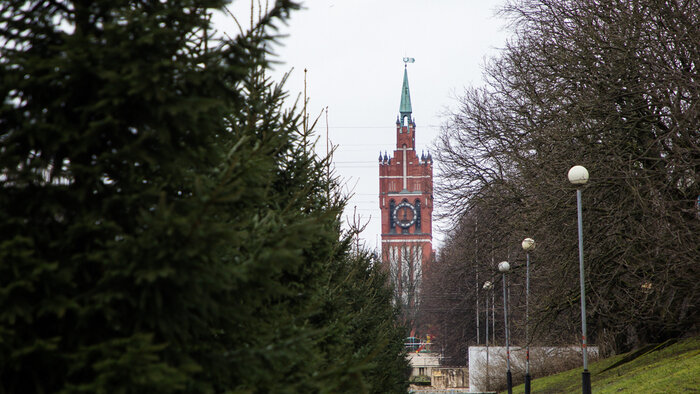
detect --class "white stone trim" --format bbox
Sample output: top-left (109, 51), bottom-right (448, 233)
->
top-left (402, 149), bottom-right (407, 190)
top-left (379, 175), bottom-right (431, 179)
top-left (386, 193), bottom-right (426, 197)
top-left (382, 238), bottom-right (431, 243)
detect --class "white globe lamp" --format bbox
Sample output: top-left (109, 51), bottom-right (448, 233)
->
top-left (568, 165), bottom-right (589, 185)
top-left (522, 237), bottom-right (536, 251)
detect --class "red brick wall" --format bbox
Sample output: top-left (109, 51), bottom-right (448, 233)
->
top-left (379, 122), bottom-right (433, 284)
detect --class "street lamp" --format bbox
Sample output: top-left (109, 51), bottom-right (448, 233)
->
top-left (483, 280), bottom-right (493, 391)
top-left (568, 165), bottom-right (591, 394)
top-left (522, 237), bottom-right (535, 394)
top-left (498, 261), bottom-right (512, 394)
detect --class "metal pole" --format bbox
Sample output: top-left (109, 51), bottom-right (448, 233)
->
top-left (503, 273), bottom-right (512, 394)
top-left (485, 294), bottom-right (489, 346)
top-left (476, 271), bottom-right (480, 344)
top-left (485, 292), bottom-right (490, 390)
top-left (492, 291), bottom-right (495, 344)
top-left (525, 251), bottom-right (531, 394)
top-left (577, 188), bottom-right (591, 394)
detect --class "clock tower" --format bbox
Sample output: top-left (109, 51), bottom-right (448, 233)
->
top-left (379, 63), bottom-right (433, 315)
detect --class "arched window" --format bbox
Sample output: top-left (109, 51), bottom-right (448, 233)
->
top-left (389, 199), bottom-right (396, 233)
top-left (414, 199), bottom-right (421, 232)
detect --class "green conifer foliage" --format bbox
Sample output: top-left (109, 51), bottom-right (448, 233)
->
top-left (0, 1), bottom-right (408, 392)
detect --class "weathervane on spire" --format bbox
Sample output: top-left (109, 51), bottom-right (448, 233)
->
top-left (403, 57), bottom-right (415, 67)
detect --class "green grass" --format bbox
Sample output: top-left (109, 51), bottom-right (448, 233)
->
top-left (506, 336), bottom-right (700, 393)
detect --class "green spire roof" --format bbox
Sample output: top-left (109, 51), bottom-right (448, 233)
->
top-left (399, 66), bottom-right (412, 118)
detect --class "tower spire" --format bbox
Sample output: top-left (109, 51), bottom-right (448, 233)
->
top-left (400, 58), bottom-right (414, 123)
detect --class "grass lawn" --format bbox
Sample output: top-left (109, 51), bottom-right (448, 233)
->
top-left (506, 336), bottom-right (700, 393)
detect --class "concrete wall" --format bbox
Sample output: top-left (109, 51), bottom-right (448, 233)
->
top-left (468, 345), bottom-right (599, 392)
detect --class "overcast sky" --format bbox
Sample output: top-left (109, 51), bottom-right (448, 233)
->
top-left (214, 1), bottom-right (510, 252)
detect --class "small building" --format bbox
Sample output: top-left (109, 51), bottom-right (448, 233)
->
top-left (431, 367), bottom-right (469, 389)
top-left (408, 352), bottom-right (441, 379)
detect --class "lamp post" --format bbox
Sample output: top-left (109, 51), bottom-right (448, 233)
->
top-left (522, 237), bottom-right (535, 394)
top-left (498, 261), bottom-right (512, 394)
top-left (483, 280), bottom-right (493, 391)
top-left (568, 165), bottom-right (591, 394)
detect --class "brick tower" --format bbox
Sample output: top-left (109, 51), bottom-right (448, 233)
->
top-left (379, 63), bottom-right (433, 316)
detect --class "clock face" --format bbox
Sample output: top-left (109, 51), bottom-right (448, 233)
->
top-left (393, 201), bottom-right (417, 228)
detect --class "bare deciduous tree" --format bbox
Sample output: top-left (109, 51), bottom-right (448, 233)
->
top-left (428, 0), bottom-right (699, 356)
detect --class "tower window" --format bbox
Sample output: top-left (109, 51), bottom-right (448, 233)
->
top-left (389, 200), bottom-right (396, 233)
top-left (415, 199), bottom-right (421, 232)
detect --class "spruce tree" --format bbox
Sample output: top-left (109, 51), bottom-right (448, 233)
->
top-left (0, 0), bottom-right (296, 391)
top-left (0, 1), bottom-right (409, 392)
